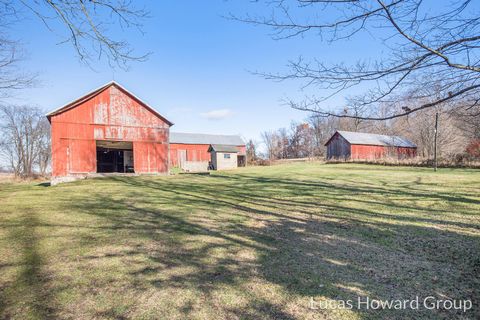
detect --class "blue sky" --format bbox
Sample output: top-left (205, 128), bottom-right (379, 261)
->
top-left (13, 1), bottom-right (382, 145)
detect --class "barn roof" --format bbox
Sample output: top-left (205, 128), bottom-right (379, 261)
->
top-left (170, 132), bottom-right (245, 146)
top-left (208, 144), bottom-right (240, 153)
top-left (327, 131), bottom-right (417, 148)
top-left (45, 81), bottom-right (173, 126)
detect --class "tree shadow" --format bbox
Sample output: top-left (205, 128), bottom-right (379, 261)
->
top-left (4, 170), bottom-right (476, 319)
top-left (36, 182), bottom-right (51, 187)
top-left (0, 209), bottom-right (58, 319)
top-left (58, 173), bottom-right (479, 319)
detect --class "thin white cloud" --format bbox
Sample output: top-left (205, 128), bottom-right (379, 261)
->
top-left (200, 108), bottom-right (234, 120)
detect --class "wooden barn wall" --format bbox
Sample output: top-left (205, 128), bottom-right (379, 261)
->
top-left (169, 144), bottom-right (210, 166)
top-left (169, 144), bottom-right (246, 167)
top-left (350, 145), bottom-right (417, 160)
top-left (350, 145), bottom-right (386, 160)
top-left (326, 133), bottom-right (351, 159)
top-left (133, 142), bottom-right (168, 173)
top-left (50, 85), bottom-right (170, 177)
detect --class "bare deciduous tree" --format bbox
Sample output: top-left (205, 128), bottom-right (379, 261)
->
top-left (35, 117), bottom-right (51, 176)
top-left (261, 131), bottom-right (280, 160)
top-left (0, 0), bottom-right (148, 94)
top-left (16, 0), bottom-right (150, 68)
top-left (234, 0), bottom-right (480, 120)
top-left (246, 139), bottom-right (258, 163)
top-left (308, 115), bottom-right (337, 156)
top-left (0, 105), bottom-right (50, 177)
top-left (452, 105), bottom-right (480, 139)
top-left (0, 2), bottom-right (36, 98)
top-left (277, 127), bottom-right (289, 159)
top-left (0, 39), bottom-right (35, 96)
top-left (0, 0), bottom-right (148, 100)
top-left (392, 107), bottom-right (467, 158)
top-left (261, 121), bottom-right (318, 160)
top-left (288, 122), bottom-right (314, 158)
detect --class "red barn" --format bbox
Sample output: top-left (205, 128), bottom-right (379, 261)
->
top-left (325, 130), bottom-right (417, 160)
top-left (169, 132), bottom-right (246, 167)
top-left (47, 81), bottom-right (173, 184)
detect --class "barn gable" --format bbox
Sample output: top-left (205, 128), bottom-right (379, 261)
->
top-left (325, 132), bottom-right (351, 159)
top-left (46, 81), bottom-right (173, 127)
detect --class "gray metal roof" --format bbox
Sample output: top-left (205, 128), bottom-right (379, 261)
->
top-left (336, 131), bottom-right (417, 148)
top-left (170, 132), bottom-right (244, 145)
top-left (208, 144), bottom-right (240, 153)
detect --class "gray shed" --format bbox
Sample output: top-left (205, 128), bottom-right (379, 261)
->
top-left (208, 145), bottom-right (239, 170)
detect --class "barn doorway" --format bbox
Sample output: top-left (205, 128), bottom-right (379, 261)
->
top-left (96, 141), bottom-right (134, 173)
top-left (237, 155), bottom-right (246, 167)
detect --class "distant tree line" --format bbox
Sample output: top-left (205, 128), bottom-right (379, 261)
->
top-left (251, 99), bottom-right (480, 162)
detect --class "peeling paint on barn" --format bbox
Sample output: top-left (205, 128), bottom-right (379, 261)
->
top-left (47, 81), bottom-right (173, 182)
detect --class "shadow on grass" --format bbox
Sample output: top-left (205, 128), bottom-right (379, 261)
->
top-left (2, 170), bottom-right (478, 319)
top-left (62, 174), bottom-right (479, 319)
top-left (0, 210), bottom-right (58, 319)
top-left (36, 182), bottom-right (51, 187)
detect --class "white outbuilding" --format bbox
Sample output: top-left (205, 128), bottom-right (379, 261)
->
top-left (208, 144), bottom-right (240, 170)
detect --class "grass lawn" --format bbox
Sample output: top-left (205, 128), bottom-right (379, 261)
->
top-left (0, 163), bottom-right (479, 319)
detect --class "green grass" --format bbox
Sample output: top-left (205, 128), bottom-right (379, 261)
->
top-left (0, 163), bottom-right (479, 319)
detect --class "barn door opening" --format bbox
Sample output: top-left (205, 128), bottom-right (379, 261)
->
top-left (96, 140), bottom-right (134, 173)
top-left (237, 155), bottom-right (246, 167)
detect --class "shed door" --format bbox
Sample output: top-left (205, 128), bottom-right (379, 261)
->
top-left (177, 149), bottom-right (187, 168)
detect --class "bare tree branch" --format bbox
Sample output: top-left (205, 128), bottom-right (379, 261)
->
top-left (234, 0), bottom-right (480, 120)
top-left (17, 0), bottom-right (150, 69)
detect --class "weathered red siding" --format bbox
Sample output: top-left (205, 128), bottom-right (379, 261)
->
top-left (350, 145), bottom-right (417, 160)
top-left (325, 131), bottom-right (417, 160)
top-left (49, 83), bottom-right (171, 178)
top-left (169, 144), bottom-right (246, 166)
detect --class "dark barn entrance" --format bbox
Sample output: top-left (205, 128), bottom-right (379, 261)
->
top-left (237, 155), bottom-right (246, 167)
top-left (96, 141), bottom-right (134, 173)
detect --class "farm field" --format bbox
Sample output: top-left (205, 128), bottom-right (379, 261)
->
top-left (0, 163), bottom-right (479, 319)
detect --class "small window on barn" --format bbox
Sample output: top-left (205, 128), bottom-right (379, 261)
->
top-left (224, 153), bottom-right (231, 159)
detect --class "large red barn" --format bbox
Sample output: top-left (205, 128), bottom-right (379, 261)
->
top-left (47, 81), bottom-right (173, 184)
top-left (325, 131), bottom-right (417, 160)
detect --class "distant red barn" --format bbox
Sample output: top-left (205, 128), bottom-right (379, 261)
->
top-left (325, 131), bottom-right (417, 160)
top-left (169, 132), bottom-right (246, 167)
top-left (47, 81), bottom-right (173, 184)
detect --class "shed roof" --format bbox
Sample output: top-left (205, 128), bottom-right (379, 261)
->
top-left (208, 144), bottom-right (240, 153)
top-left (170, 132), bottom-right (244, 146)
top-left (46, 81), bottom-right (173, 126)
top-left (326, 131), bottom-right (416, 148)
